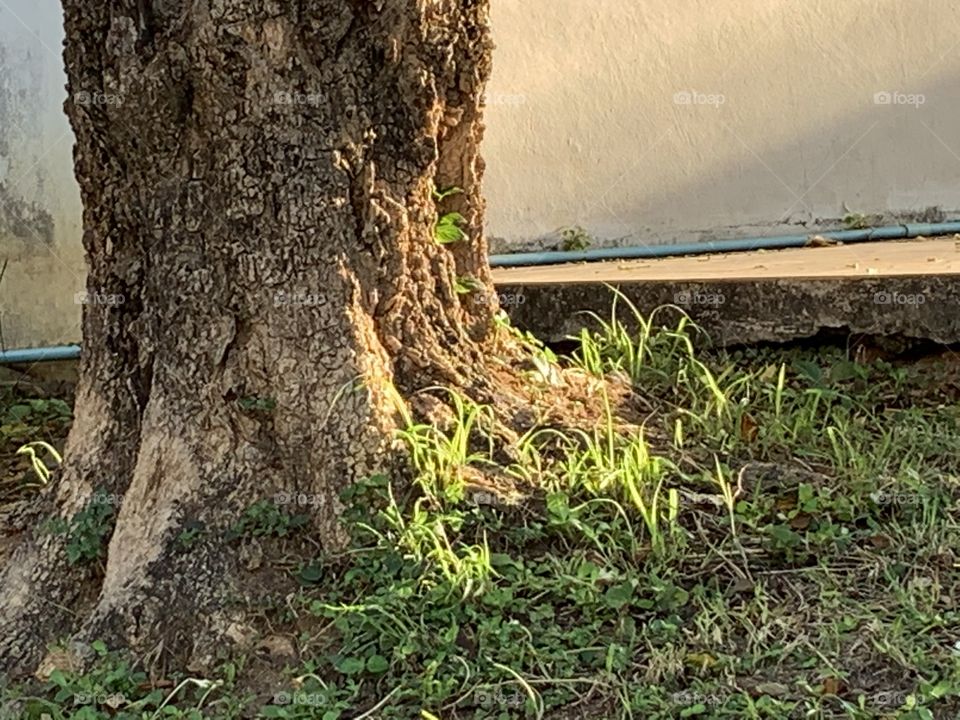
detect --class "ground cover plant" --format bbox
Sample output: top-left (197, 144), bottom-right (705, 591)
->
top-left (3, 301), bottom-right (959, 719)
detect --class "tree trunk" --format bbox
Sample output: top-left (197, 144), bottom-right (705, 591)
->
top-left (0, 0), bottom-right (497, 678)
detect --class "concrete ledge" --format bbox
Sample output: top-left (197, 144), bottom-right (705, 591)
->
top-left (0, 360), bottom-right (79, 392)
top-left (496, 275), bottom-right (960, 348)
top-left (492, 238), bottom-right (960, 347)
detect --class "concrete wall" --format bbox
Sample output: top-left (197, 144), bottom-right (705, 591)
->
top-left (0, 0), bottom-right (84, 349)
top-left (3, 0), bottom-right (960, 347)
top-left (483, 0), bottom-right (960, 252)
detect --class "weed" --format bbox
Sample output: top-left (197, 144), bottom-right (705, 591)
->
top-left (559, 225), bottom-right (592, 251)
top-left (433, 186), bottom-right (469, 245)
top-left (841, 203), bottom-right (881, 230)
top-left (16, 440), bottom-right (62, 485)
top-left (227, 500), bottom-right (307, 540)
top-left (0, 640), bottom-right (239, 719)
top-left (237, 396), bottom-right (277, 412)
top-left (1, 396), bottom-right (72, 444)
top-left (1, 397), bottom-right (72, 427)
top-left (175, 520), bottom-right (206, 549)
top-left (44, 489), bottom-right (116, 565)
top-left (454, 275), bottom-right (484, 295)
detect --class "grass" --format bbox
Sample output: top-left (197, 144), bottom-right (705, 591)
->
top-left (3, 301), bottom-right (960, 719)
top-left (42, 489), bottom-right (117, 566)
top-left (0, 389), bottom-right (72, 506)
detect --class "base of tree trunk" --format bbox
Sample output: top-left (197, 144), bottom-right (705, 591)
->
top-left (0, 334), bottom-right (641, 682)
top-left (0, 0), bottom-right (647, 683)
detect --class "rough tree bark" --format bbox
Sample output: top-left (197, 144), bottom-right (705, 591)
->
top-left (0, 0), bottom-right (501, 678)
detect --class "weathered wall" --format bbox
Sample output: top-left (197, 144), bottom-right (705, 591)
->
top-left (3, 0), bottom-right (960, 347)
top-left (0, 0), bottom-right (83, 349)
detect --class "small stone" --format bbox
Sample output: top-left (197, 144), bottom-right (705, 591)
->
top-left (512, 407), bottom-right (536, 428)
top-left (225, 622), bottom-right (258, 648)
top-left (239, 538), bottom-right (264, 571)
top-left (257, 634), bottom-right (297, 660)
top-left (753, 682), bottom-right (790, 697)
top-left (34, 647), bottom-right (80, 681)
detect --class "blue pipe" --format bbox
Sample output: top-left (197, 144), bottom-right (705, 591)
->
top-left (4, 221), bottom-right (960, 365)
top-left (488, 221), bottom-right (960, 268)
top-left (0, 344), bottom-right (81, 364)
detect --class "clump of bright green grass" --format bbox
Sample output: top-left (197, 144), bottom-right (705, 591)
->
top-left (395, 388), bottom-right (496, 505)
top-left (539, 398), bottom-right (680, 557)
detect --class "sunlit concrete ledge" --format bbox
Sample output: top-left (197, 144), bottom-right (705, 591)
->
top-left (494, 238), bottom-right (960, 347)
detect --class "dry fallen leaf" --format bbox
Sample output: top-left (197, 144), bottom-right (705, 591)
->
top-left (753, 682), bottom-right (790, 697)
top-left (807, 235), bottom-right (842, 247)
top-left (821, 676), bottom-right (844, 696)
top-left (759, 364), bottom-right (779, 381)
top-left (103, 694), bottom-right (125, 710)
top-left (775, 494), bottom-right (797, 512)
top-left (740, 413), bottom-right (759, 442)
top-left (685, 652), bottom-right (718, 670)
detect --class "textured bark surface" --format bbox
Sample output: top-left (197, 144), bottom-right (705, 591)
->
top-left (0, 0), bottom-right (496, 678)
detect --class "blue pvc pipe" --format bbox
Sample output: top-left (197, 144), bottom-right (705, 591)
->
top-left (4, 221), bottom-right (960, 365)
top-left (488, 221), bottom-right (960, 268)
top-left (0, 344), bottom-right (81, 364)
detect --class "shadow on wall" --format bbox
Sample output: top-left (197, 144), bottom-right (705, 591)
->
top-left (0, 190), bottom-right (56, 247)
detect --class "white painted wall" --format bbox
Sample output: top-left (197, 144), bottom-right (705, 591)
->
top-left (3, 0), bottom-right (960, 347)
top-left (483, 0), bottom-right (960, 251)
